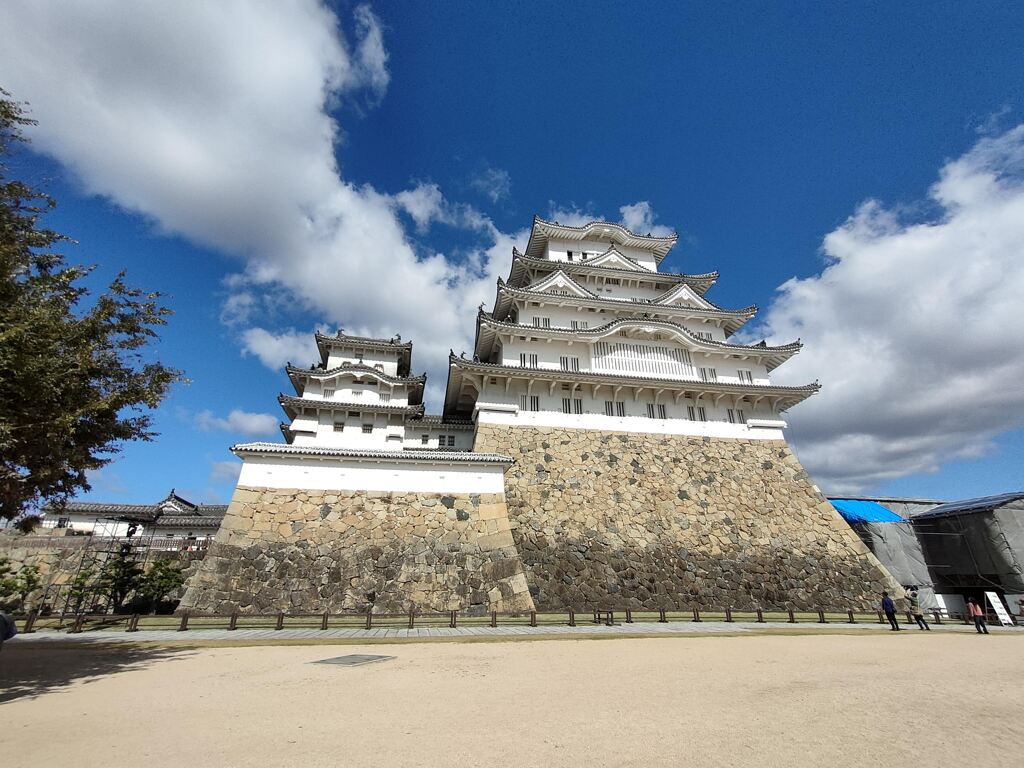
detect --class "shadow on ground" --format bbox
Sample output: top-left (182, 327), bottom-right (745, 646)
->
top-left (0, 642), bottom-right (195, 703)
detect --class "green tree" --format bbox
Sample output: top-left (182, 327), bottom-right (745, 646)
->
top-left (0, 557), bottom-right (40, 610)
top-left (139, 559), bottom-right (185, 611)
top-left (96, 551), bottom-right (143, 612)
top-left (66, 566), bottom-right (96, 614)
top-left (0, 89), bottom-right (183, 520)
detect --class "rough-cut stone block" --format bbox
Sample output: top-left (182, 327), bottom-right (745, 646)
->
top-left (473, 424), bottom-right (899, 611)
top-left (180, 487), bottom-right (534, 615)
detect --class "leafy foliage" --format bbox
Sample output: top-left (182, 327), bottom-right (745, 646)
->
top-left (138, 558), bottom-right (185, 607)
top-left (0, 555), bottom-right (41, 610)
top-left (96, 549), bottom-right (143, 612)
top-left (0, 89), bottom-right (183, 519)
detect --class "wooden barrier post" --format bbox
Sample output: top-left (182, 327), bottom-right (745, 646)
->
top-left (365, 610), bottom-right (372, 630)
top-left (724, 607), bottom-right (733, 623)
top-left (490, 610), bottom-right (497, 628)
top-left (321, 611), bottom-right (329, 631)
top-left (69, 614), bottom-right (85, 634)
top-left (530, 611), bottom-right (537, 627)
top-left (23, 610), bottom-right (38, 634)
top-left (847, 609), bottom-right (856, 624)
top-left (408, 607), bottom-right (415, 629)
top-left (275, 611), bottom-right (284, 630)
top-left (177, 611), bottom-right (190, 632)
top-left (568, 609), bottom-right (576, 627)
top-left (877, 609), bottom-right (885, 624)
top-left (229, 611), bottom-right (238, 631)
top-left (787, 607), bottom-right (796, 623)
top-left (606, 611), bottom-right (614, 626)
top-left (932, 611), bottom-right (943, 625)
top-left (450, 610), bottom-right (457, 629)
top-left (756, 608), bottom-right (764, 623)
top-left (126, 614), bottom-right (139, 632)
top-left (817, 609), bottom-right (827, 624)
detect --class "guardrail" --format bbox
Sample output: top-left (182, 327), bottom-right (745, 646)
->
top-left (12, 605), bottom-right (1015, 635)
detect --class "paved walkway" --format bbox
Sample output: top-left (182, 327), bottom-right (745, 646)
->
top-left (11, 619), bottom-right (1020, 644)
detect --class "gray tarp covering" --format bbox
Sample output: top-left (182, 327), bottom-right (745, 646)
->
top-left (853, 521), bottom-right (938, 609)
top-left (911, 498), bottom-right (1024, 593)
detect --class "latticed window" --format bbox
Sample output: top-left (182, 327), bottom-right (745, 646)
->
top-left (519, 352), bottom-right (538, 367)
top-left (738, 370), bottom-right (754, 384)
top-left (379, 393), bottom-right (391, 403)
top-left (519, 394), bottom-right (540, 412)
top-left (559, 356), bottom-right (580, 372)
top-left (361, 424), bottom-right (373, 434)
top-left (333, 422), bottom-right (344, 432)
top-left (322, 388), bottom-right (335, 399)
top-left (699, 367), bottom-right (717, 383)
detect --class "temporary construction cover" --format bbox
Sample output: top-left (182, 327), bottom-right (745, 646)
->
top-left (832, 500), bottom-right (937, 608)
top-left (910, 494), bottom-right (1024, 593)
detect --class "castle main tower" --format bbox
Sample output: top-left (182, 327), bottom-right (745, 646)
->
top-left (447, 216), bottom-right (897, 609)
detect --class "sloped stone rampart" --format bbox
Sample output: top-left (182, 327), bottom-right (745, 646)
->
top-left (180, 488), bottom-right (534, 614)
top-left (473, 424), bottom-right (898, 610)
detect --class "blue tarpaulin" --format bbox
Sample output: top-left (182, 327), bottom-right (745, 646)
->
top-left (830, 499), bottom-right (905, 524)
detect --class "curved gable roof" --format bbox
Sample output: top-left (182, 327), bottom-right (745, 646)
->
top-left (524, 216), bottom-right (678, 263)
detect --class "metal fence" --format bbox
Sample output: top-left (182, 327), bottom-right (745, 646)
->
top-left (13, 605), bottom-right (1011, 635)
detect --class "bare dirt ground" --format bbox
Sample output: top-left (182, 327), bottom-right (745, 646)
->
top-left (2, 633), bottom-right (1021, 768)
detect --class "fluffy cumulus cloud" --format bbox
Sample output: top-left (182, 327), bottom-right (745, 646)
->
top-left (195, 409), bottom-right (279, 437)
top-left (0, 1), bottom-right (510, 391)
top-left (0, 2), bottom-right (680, 409)
top-left (618, 201), bottom-right (674, 237)
top-left (747, 125), bottom-right (1024, 493)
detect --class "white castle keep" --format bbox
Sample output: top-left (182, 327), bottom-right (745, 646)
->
top-left (182, 216), bottom-right (894, 614)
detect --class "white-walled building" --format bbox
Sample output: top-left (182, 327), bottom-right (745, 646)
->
top-left (445, 216), bottom-right (817, 436)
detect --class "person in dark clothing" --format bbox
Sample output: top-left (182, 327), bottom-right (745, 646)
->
top-left (908, 590), bottom-right (930, 630)
top-left (882, 591), bottom-right (900, 631)
top-left (967, 597), bottom-right (989, 635)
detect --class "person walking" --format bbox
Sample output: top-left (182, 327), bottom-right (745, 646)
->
top-left (882, 591), bottom-right (900, 631)
top-left (908, 590), bottom-right (930, 630)
top-left (966, 597), bottom-right (989, 635)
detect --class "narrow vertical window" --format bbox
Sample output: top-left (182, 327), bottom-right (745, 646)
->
top-left (646, 404), bottom-right (655, 418)
top-left (687, 405), bottom-right (695, 421)
top-left (379, 393), bottom-right (391, 403)
top-left (737, 409), bottom-right (746, 424)
top-left (604, 400), bottom-right (614, 416)
top-left (562, 397), bottom-right (572, 414)
top-left (658, 404), bottom-right (667, 419)
top-left (738, 369), bottom-right (753, 384)
top-left (520, 394), bottom-right (528, 411)
top-left (447, 436), bottom-right (456, 447)
top-left (322, 388), bottom-right (335, 399)
top-left (530, 395), bottom-right (540, 411)
top-left (697, 406), bottom-right (707, 422)
top-left (421, 434), bottom-right (429, 445)
top-left (727, 409), bottom-right (736, 424)
top-left (615, 401), bottom-right (626, 417)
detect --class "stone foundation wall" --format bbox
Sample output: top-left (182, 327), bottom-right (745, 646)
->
top-left (474, 424), bottom-right (899, 610)
top-left (0, 531), bottom-right (204, 609)
top-left (180, 488), bottom-right (535, 614)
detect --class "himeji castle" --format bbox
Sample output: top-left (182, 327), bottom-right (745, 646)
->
top-left (182, 216), bottom-right (899, 615)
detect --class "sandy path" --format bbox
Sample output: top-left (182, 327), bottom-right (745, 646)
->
top-left (2, 634), bottom-right (1021, 767)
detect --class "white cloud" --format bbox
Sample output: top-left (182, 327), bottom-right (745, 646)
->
top-left (746, 125), bottom-right (1024, 494)
top-left (0, 2), bottom-right (510, 397)
top-left (546, 202), bottom-right (599, 227)
top-left (469, 166), bottom-right (512, 203)
top-left (209, 460), bottom-right (242, 485)
top-left (195, 409), bottom-right (279, 436)
top-left (618, 201), bottom-right (674, 237)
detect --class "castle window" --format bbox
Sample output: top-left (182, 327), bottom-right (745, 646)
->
top-left (559, 356), bottom-right (580, 372)
top-left (658, 404), bottom-right (667, 419)
top-left (646, 404), bottom-right (655, 418)
top-left (738, 370), bottom-right (754, 384)
top-left (333, 422), bottom-right (345, 432)
top-left (604, 401), bottom-right (626, 417)
top-left (322, 388), bottom-right (335, 399)
top-left (532, 317), bottom-right (551, 328)
top-left (570, 320), bottom-right (589, 330)
top-left (348, 411), bottom-right (360, 418)
top-left (699, 367), bottom-right (718, 383)
top-left (355, 352), bottom-right (363, 362)
top-left (421, 434), bottom-right (429, 445)
top-left (520, 394), bottom-right (540, 412)
top-left (352, 389), bottom-right (363, 397)
top-left (362, 424), bottom-right (373, 434)
top-left (520, 352), bottom-right (538, 367)
top-left (380, 393), bottom-right (391, 403)
top-left (697, 406), bottom-right (707, 422)
top-left (447, 435), bottom-right (456, 447)
top-left (375, 364), bottom-right (384, 371)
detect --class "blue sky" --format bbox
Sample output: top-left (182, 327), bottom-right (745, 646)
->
top-left (2, 1), bottom-right (1023, 504)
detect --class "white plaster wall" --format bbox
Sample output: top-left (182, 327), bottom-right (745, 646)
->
top-left (324, 348), bottom-right (400, 376)
top-left (306, 379), bottom-right (407, 406)
top-left (237, 454), bottom-right (507, 494)
top-left (476, 405), bottom-right (785, 440)
top-left (290, 411), bottom-right (405, 449)
top-left (401, 427), bottom-right (474, 451)
top-left (545, 238), bottom-right (659, 271)
top-left (498, 332), bottom-right (771, 384)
